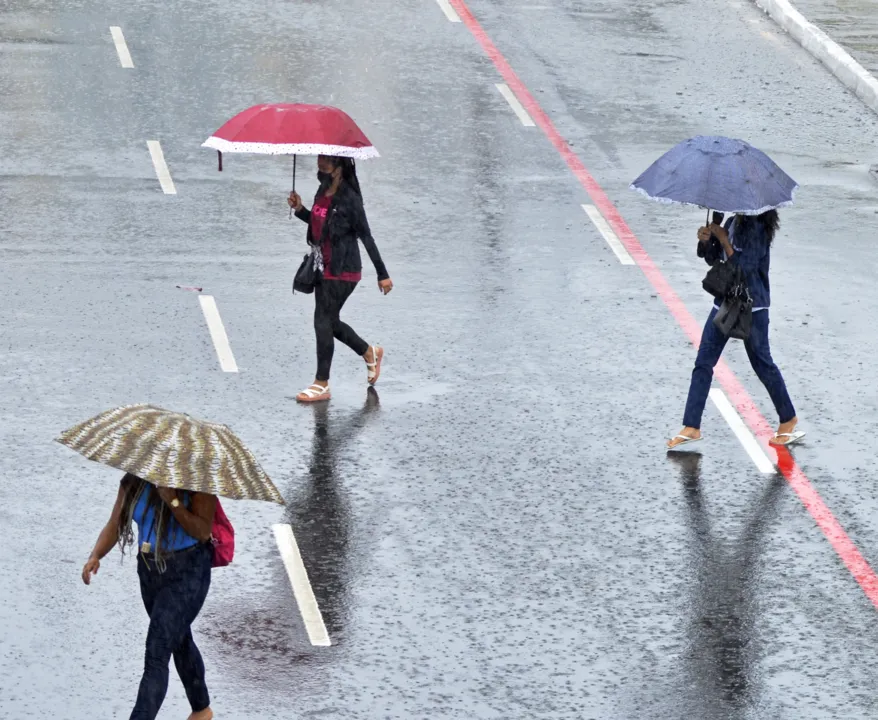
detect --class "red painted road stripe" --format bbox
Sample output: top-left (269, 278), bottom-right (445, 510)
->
top-left (448, 0), bottom-right (878, 607)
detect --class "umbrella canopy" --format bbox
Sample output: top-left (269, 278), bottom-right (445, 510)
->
top-left (630, 135), bottom-right (798, 215)
top-left (56, 404), bottom-right (285, 505)
top-left (202, 103), bottom-right (379, 159)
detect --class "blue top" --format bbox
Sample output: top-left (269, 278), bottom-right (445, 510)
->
top-left (705, 216), bottom-right (772, 310)
top-left (133, 484), bottom-right (198, 552)
top-left (728, 217), bottom-right (771, 309)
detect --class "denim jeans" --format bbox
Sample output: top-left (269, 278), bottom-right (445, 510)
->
top-left (683, 308), bottom-right (796, 429)
top-left (130, 542), bottom-right (212, 720)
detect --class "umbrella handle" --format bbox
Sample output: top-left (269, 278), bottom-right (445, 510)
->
top-left (218, 151), bottom-right (223, 172)
top-left (289, 155), bottom-right (298, 219)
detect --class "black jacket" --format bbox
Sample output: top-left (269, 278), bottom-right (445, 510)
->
top-left (294, 183), bottom-right (389, 281)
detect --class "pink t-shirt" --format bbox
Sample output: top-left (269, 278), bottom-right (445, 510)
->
top-left (310, 195), bottom-right (362, 283)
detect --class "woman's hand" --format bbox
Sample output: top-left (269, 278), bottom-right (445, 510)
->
top-left (288, 191), bottom-right (303, 211)
top-left (698, 224), bottom-right (730, 245)
top-left (706, 223), bottom-right (734, 257)
top-left (708, 223), bottom-right (729, 244)
top-left (82, 556), bottom-right (100, 585)
top-left (156, 486), bottom-right (177, 505)
top-left (697, 226), bottom-right (712, 244)
top-left (378, 278), bottom-right (393, 295)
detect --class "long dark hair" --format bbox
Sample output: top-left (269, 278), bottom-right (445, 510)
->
top-left (117, 473), bottom-right (183, 570)
top-left (330, 156), bottom-right (363, 200)
top-left (734, 209), bottom-right (779, 245)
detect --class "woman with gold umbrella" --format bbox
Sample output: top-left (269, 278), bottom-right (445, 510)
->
top-left (57, 404), bottom-right (285, 720)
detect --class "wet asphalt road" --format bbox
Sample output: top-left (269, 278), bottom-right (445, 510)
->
top-left (3, 0), bottom-right (878, 718)
top-left (794, 0), bottom-right (878, 76)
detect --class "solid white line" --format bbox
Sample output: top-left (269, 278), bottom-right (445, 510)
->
top-left (435, 0), bottom-right (461, 22)
top-left (582, 204), bottom-right (635, 265)
top-left (709, 388), bottom-right (776, 474)
top-left (495, 83), bottom-right (535, 127)
top-left (198, 295), bottom-right (239, 373)
top-left (109, 26), bottom-right (134, 68)
top-left (146, 140), bottom-right (177, 195)
top-left (273, 524), bottom-right (331, 647)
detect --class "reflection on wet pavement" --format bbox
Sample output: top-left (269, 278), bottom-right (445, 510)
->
top-left (285, 388), bottom-right (382, 640)
top-left (669, 452), bottom-right (787, 719)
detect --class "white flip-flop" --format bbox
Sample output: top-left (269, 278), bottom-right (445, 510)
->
top-left (769, 430), bottom-right (806, 447)
top-left (667, 435), bottom-right (702, 450)
top-left (296, 383), bottom-right (331, 403)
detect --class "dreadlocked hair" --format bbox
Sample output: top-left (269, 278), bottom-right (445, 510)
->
top-left (331, 156), bottom-right (363, 201)
top-left (117, 473), bottom-right (183, 573)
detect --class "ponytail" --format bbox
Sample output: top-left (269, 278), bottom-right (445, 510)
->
top-left (331, 156), bottom-right (363, 201)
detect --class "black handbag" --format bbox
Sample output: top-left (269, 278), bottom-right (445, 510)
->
top-left (293, 252), bottom-right (318, 294)
top-left (713, 297), bottom-right (743, 337)
top-left (713, 266), bottom-right (752, 340)
top-left (729, 297), bottom-right (753, 340)
top-left (702, 259), bottom-right (737, 298)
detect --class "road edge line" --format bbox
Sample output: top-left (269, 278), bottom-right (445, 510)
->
top-left (273, 524), bottom-right (332, 647)
top-left (198, 295), bottom-right (239, 373)
top-left (582, 204), bottom-right (635, 265)
top-left (147, 140), bottom-right (177, 195)
top-left (709, 388), bottom-right (776, 473)
top-left (496, 83), bottom-right (535, 127)
top-left (109, 26), bottom-right (134, 68)
top-left (435, 0), bottom-right (462, 22)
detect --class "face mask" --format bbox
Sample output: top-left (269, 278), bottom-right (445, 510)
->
top-left (317, 171), bottom-right (334, 189)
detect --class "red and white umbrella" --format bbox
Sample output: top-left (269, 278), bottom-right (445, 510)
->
top-left (202, 103), bottom-right (379, 167)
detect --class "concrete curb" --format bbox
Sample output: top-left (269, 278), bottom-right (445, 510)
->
top-left (756, 0), bottom-right (878, 114)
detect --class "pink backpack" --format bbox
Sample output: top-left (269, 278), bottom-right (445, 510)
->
top-left (210, 499), bottom-right (235, 568)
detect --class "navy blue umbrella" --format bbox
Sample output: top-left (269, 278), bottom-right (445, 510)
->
top-left (630, 135), bottom-right (798, 215)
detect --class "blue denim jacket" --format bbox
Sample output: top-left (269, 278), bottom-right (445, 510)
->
top-left (728, 218), bottom-right (771, 309)
top-left (703, 216), bottom-right (771, 309)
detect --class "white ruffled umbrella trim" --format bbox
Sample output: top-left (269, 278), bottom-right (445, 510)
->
top-left (202, 136), bottom-right (380, 159)
top-left (628, 183), bottom-right (797, 216)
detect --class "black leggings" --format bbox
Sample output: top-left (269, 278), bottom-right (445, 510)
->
top-left (315, 279), bottom-right (368, 381)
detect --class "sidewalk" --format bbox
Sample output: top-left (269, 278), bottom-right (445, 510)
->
top-left (793, 0), bottom-right (878, 76)
top-left (756, 0), bottom-right (878, 114)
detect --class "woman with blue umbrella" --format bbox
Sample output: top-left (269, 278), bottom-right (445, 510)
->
top-left (631, 136), bottom-right (805, 449)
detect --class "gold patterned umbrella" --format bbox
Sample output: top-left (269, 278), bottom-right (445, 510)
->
top-left (56, 404), bottom-right (285, 505)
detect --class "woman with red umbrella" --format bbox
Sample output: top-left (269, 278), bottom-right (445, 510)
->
top-left (203, 104), bottom-right (394, 403)
top-left (288, 155), bottom-right (393, 403)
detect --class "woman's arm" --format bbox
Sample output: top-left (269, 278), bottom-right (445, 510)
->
top-left (82, 481), bottom-right (127, 584)
top-left (90, 482), bottom-right (126, 559)
top-left (289, 192), bottom-right (311, 224)
top-left (697, 226), bottom-right (729, 263)
top-left (156, 488), bottom-right (217, 542)
top-left (354, 202), bottom-right (389, 281)
top-left (706, 224), bottom-right (735, 259)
